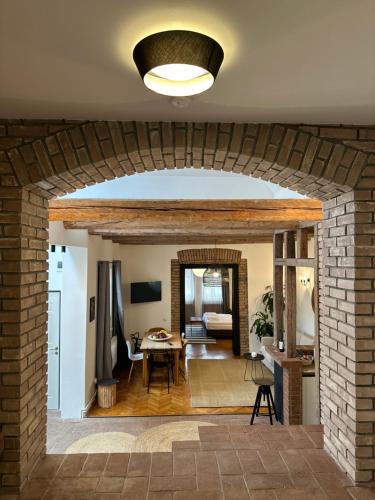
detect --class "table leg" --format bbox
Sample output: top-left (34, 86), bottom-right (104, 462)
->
top-left (142, 351), bottom-right (148, 387)
top-left (174, 350), bottom-right (180, 385)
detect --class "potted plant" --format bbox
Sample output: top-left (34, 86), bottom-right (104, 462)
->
top-left (251, 286), bottom-right (274, 341)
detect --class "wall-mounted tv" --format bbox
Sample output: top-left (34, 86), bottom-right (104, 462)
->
top-left (131, 281), bottom-right (162, 304)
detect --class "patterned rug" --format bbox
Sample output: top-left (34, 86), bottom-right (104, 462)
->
top-left (65, 421), bottom-right (215, 454)
top-left (188, 358), bottom-right (273, 407)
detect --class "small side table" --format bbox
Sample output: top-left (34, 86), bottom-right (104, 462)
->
top-left (243, 353), bottom-right (265, 381)
top-left (97, 378), bottom-right (118, 408)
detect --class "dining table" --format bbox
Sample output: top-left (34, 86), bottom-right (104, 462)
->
top-left (140, 332), bottom-right (182, 387)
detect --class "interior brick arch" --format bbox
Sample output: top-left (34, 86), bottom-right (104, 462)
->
top-left (0, 121), bottom-right (369, 200)
top-left (177, 248), bottom-right (242, 264)
top-left (171, 248), bottom-right (248, 355)
top-left (1, 121), bottom-right (375, 491)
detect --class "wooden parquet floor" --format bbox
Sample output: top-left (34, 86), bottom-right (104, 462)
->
top-left (89, 340), bottom-right (253, 417)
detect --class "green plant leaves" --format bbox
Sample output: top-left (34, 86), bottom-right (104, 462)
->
top-left (250, 286), bottom-right (274, 341)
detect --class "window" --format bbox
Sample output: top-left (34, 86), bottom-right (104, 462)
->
top-left (203, 284), bottom-right (223, 304)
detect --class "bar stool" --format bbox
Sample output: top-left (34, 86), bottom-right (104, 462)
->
top-left (250, 378), bottom-right (278, 425)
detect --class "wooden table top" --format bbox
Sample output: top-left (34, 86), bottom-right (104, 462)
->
top-left (140, 333), bottom-right (182, 351)
top-left (265, 344), bottom-right (315, 377)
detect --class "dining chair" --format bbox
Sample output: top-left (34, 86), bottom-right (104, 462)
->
top-left (130, 331), bottom-right (142, 353)
top-left (146, 327), bottom-right (172, 364)
top-left (147, 349), bottom-right (174, 393)
top-left (126, 340), bottom-right (143, 383)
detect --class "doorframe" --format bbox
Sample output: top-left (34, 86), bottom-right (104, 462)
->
top-left (179, 263), bottom-right (241, 355)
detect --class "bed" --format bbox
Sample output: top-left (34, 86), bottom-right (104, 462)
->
top-left (202, 312), bottom-right (233, 338)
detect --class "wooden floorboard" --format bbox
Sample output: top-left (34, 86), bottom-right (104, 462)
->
top-left (89, 340), bottom-right (254, 417)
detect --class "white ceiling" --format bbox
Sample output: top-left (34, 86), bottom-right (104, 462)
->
top-left (61, 169), bottom-right (305, 200)
top-left (1, 0), bottom-right (374, 124)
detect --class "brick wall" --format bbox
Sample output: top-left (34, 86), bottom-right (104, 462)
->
top-left (177, 248), bottom-right (241, 265)
top-left (0, 187), bottom-right (48, 489)
top-left (1, 120), bottom-right (370, 201)
top-left (171, 260), bottom-right (180, 334)
top-left (282, 361), bottom-right (303, 425)
top-left (1, 121), bottom-right (375, 490)
top-left (171, 249), bottom-right (249, 355)
top-left (238, 260), bottom-right (249, 355)
top-left (320, 186), bottom-right (375, 484)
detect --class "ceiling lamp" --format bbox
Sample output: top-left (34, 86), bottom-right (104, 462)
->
top-left (133, 30), bottom-right (224, 97)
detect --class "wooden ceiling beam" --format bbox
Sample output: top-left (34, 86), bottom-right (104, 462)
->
top-left (97, 229), bottom-right (281, 237)
top-left (52, 199), bottom-right (322, 244)
top-left (63, 220), bottom-right (303, 231)
top-left (50, 199), bottom-right (322, 210)
top-left (50, 199), bottom-right (322, 223)
top-left (109, 235), bottom-right (274, 245)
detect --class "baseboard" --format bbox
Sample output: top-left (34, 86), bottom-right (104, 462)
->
top-left (81, 390), bottom-right (97, 418)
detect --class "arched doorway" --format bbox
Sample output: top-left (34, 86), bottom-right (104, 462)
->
top-left (0, 120), bottom-right (373, 488)
top-left (171, 248), bottom-right (248, 356)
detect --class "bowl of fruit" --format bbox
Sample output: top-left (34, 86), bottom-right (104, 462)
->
top-left (148, 329), bottom-right (173, 342)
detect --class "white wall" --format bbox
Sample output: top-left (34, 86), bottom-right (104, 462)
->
top-left (296, 267), bottom-right (315, 343)
top-left (296, 238), bottom-right (315, 344)
top-left (49, 222), bottom-right (120, 416)
top-left (60, 246), bottom-right (88, 418)
top-left (48, 244), bottom-right (88, 418)
top-left (118, 243), bottom-right (274, 344)
top-left (49, 221), bottom-right (89, 248)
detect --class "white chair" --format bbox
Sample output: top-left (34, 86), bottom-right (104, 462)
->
top-left (126, 340), bottom-right (143, 383)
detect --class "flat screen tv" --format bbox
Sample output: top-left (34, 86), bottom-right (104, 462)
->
top-left (131, 281), bottom-right (161, 304)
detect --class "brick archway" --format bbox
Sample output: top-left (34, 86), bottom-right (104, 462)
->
top-left (1, 121), bottom-right (368, 200)
top-left (0, 121), bottom-right (375, 490)
top-left (171, 248), bottom-right (248, 354)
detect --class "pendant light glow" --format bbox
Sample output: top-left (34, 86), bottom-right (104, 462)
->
top-left (203, 268), bottom-right (223, 287)
top-left (151, 64), bottom-right (208, 81)
top-left (133, 30), bottom-right (224, 97)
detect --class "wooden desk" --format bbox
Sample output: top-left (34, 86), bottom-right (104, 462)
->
top-left (140, 333), bottom-right (182, 387)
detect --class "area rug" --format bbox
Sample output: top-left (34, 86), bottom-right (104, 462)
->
top-left (65, 421), bottom-right (216, 454)
top-left (188, 359), bottom-right (273, 408)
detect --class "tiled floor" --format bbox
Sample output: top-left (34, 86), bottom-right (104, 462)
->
top-left (13, 419), bottom-right (375, 499)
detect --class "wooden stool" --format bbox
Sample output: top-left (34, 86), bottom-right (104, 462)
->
top-left (250, 378), bottom-right (278, 425)
top-left (98, 378), bottom-right (117, 408)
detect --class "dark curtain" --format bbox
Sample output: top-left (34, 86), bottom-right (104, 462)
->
top-left (222, 269), bottom-right (231, 313)
top-left (96, 261), bottom-right (113, 381)
top-left (112, 260), bottom-right (128, 367)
